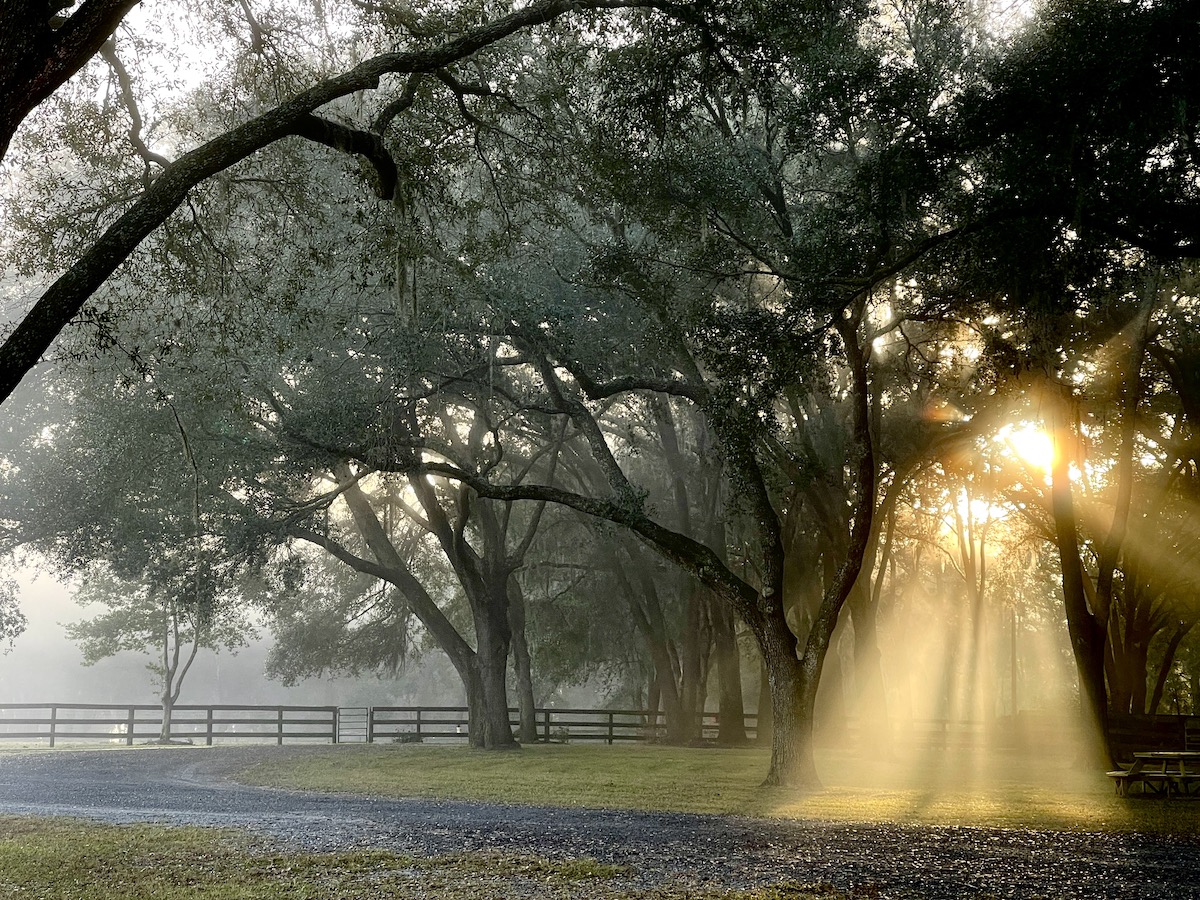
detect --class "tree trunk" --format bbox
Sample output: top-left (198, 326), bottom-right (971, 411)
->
top-left (463, 665), bottom-right (489, 749)
top-left (475, 656), bottom-right (516, 749)
top-left (159, 690), bottom-right (173, 743)
top-left (508, 579), bottom-right (539, 743)
top-left (469, 581), bottom-right (518, 749)
top-left (646, 671), bottom-right (662, 740)
top-left (760, 617), bottom-right (817, 787)
top-left (657, 654), bottom-right (689, 744)
top-left (1149, 625), bottom-right (1190, 714)
top-left (712, 599), bottom-right (748, 744)
top-left (465, 588), bottom-right (516, 749)
top-left (678, 580), bottom-right (704, 743)
top-left (847, 580), bottom-right (888, 745)
top-left (1049, 400), bottom-right (1112, 765)
top-left (756, 657), bottom-right (773, 747)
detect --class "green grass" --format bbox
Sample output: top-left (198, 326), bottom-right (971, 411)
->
top-left (6, 743), bottom-right (1196, 898)
top-left (0, 817), bottom-right (844, 899)
top-left (238, 742), bottom-right (1200, 836)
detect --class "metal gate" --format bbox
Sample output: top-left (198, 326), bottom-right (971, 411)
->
top-left (336, 707), bottom-right (371, 743)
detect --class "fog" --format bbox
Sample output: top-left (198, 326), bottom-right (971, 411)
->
top-left (0, 569), bottom-right (466, 709)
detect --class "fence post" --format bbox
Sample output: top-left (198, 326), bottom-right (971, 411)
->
top-left (277, 708), bottom-right (284, 745)
top-left (367, 707), bottom-right (375, 744)
top-left (542, 709), bottom-right (550, 743)
top-left (49, 705), bottom-right (57, 748)
top-left (333, 708), bottom-right (339, 745)
top-left (415, 708), bottom-right (421, 741)
top-left (127, 707), bottom-right (136, 746)
top-left (607, 711), bottom-right (614, 746)
top-left (205, 708), bottom-right (213, 747)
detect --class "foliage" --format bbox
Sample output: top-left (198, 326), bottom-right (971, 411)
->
top-left (262, 541), bottom-right (426, 685)
top-left (0, 571), bottom-right (26, 653)
top-left (65, 562), bottom-right (253, 675)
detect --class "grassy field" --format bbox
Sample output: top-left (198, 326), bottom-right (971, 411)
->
top-left (4, 742), bottom-right (1197, 898)
top-left (0, 817), bottom-right (844, 899)
top-left (237, 741), bottom-right (1200, 836)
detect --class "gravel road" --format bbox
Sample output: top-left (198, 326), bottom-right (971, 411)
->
top-left (0, 746), bottom-right (1197, 898)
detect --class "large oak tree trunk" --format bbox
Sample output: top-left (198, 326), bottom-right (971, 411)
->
top-left (468, 580), bottom-right (518, 749)
top-left (759, 616), bottom-right (817, 786)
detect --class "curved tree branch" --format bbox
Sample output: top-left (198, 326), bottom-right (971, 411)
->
top-left (0, 0), bottom-right (142, 162)
top-left (0, 0), bottom-right (681, 405)
top-left (290, 113), bottom-right (397, 199)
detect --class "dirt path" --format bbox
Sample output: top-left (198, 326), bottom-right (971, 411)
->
top-left (0, 746), bottom-right (1196, 898)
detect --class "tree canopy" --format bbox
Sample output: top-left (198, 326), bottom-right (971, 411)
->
top-left (3, 0), bottom-right (1200, 787)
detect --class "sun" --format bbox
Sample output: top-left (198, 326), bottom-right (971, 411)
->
top-left (999, 422), bottom-right (1054, 472)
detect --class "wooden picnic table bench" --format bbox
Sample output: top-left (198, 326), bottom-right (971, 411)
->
top-left (1108, 751), bottom-right (1200, 797)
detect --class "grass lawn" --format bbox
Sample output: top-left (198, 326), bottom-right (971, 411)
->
top-left (0, 817), bottom-right (843, 899)
top-left (237, 741), bottom-right (1200, 836)
top-left (5, 741), bottom-right (1197, 898)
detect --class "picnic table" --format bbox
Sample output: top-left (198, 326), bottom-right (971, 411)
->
top-left (1107, 751), bottom-right (1200, 797)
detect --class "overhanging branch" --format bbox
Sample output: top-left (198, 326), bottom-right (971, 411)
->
top-left (290, 113), bottom-right (398, 200)
top-left (0, 0), bottom-right (687, 405)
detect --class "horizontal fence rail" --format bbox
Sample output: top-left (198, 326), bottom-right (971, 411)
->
top-left (0, 703), bottom-right (338, 746)
top-left (0, 703), bottom-right (751, 747)
top-left (367, 706), bottom-right (746, 744)
top-left (7, 703), bottom-right (1192, 750)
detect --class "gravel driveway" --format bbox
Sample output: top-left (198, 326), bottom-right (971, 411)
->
top-left (0, 746), bottom-right (1197, 898)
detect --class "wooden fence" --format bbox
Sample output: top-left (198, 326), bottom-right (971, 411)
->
top-left (366, 706), bottom-right (749, 744)
top-left (0, 703), bottom-right (747, 747)
top-left (0, 703), bottom-right (339, 746)
top-left (5, 703), bottom-right (1195, 751)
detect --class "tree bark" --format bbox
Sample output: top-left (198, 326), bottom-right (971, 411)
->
top-left (0, 0), bottom-right (142, 164)
top-left (711, 598), bottom-right (748, 744)
top-left (508, 579), bottom-right (539, 743)
top-left (468, 577), bottom-right (518, 749)
top-left (756, 657), bottom-right (773, 746)
top-left (760, 615), bottom-right (816, 786)
top-left (679, 581), bottom-right (704, 742)
top-left (1048, 397), bottom-right (1112, 765)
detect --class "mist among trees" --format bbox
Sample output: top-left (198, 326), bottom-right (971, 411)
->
top-left (1, 0), bottom-right (1198, 788)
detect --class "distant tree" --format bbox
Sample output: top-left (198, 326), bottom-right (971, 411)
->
top-left (0, 573), bottom-right (26, 653)
top-left (66, 560), bottom-right (253, 741)
top-left (0, 356), bottom-right (259, 735)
